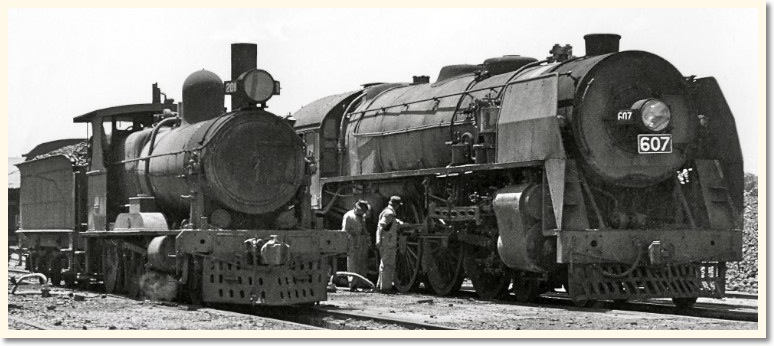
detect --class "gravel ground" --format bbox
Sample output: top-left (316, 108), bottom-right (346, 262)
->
top-left (312, 316), bottom-right (411, 330)
top-left (7, 278), bottom-right (314, 330)
top-left (7, 279), bottom-right (756, 331)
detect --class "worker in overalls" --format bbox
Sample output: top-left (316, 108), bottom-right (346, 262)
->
top-left (342, 200), bottom-right (370, 291)
top-left (376, 196), bottom-right (404, 293)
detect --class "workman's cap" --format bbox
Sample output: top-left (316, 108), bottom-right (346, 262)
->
top-left (356, 200), bottom-right (370, 211)
top-left (389, 196), bottom-right (403, 205)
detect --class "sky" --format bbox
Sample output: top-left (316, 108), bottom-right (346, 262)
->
top-left (7, 7), bottom-right (761, 173)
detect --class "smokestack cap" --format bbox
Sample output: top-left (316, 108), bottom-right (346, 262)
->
top-left (584, 33), bottom-right (621, 56)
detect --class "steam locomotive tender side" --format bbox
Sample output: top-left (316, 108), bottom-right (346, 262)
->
top-left (16, 43), bottom-right (346, 306)
top-left (293, 34), bottom-right (743, 307)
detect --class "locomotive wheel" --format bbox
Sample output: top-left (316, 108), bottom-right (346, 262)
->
top-left (48, 256), bottom-right (63, 287)
top-left (421, 239), bottom-right (464, 296)
top-left (187, 256), bottom-right (204, 306)
top-left (512, 275), bottom-right (541, 303)
top-left (25, 253), bottom-right (34, 272)
top-left (63, 272), bottom-right (77, 288)
top-left (35, 253), bottom-right (50, 284)
top-left (394, 233), bottom-right (422, 293)
top-left (462, 254), bottom-right (510, 300)
top-left (27, 253), bottom-right (43, 274)
top-left (102, 241), bottom-right (124, 294)
top-left (124, 251), bottom-right (144, 298)
top-left (394, 202), bottom-right (424, 293)
top-left (672, 297), bottom-right (698, 308)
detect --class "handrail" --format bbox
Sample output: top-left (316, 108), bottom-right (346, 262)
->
top-left (345, 65), bottom-right (557, 117)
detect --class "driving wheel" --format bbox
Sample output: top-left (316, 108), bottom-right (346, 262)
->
top-left (421, 238), bottom-right (464, 296)
top-left (394, 201), bottom-right (424, 293)
top-left (463, 254), bottom-right (510, 300)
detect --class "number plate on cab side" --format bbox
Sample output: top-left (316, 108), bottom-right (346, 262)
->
top-left (638, 134), bottom-right (672, 154)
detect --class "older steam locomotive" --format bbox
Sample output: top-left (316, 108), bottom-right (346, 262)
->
top-left (293, 34), bottom-right (743, 307)
top-left (16, 44), bottom-right (346, 306)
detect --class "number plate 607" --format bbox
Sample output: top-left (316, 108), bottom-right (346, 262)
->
top-left (637, 134), bottom-right (672, 154)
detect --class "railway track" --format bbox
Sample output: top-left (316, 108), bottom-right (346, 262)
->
top-left (613, 300), bottom-right (757, 323)
top-left (155, 305), bottom-right (326, 330)
top-left (8, 268), bottom-right (30, 275)
top-left (215, 304), bottom-right (458, 330)
top-left (723, 291), bottom-right (759, 300)
top-left (8, 316), bottom-right (55, 330)
top-left (153, 301), bottom-right (458, 330)
top-left (519, 293), bottom-right (758, 323)
top-left (444, 286), bottom-right (758, 323)
top-left (250, 288), bottom-right (756, 329)
top-left (264, 305), bottom-right (458, 330)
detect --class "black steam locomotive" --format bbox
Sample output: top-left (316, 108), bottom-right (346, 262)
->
top-left (16, 44), bottom-right (346, 306)
top-left (293, 34), bottom-right (743, 307)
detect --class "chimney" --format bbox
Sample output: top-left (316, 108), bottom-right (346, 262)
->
top-left (152, 83), bottom-right (161, 104)
top-left (231, 43), bottom-right (258, 110)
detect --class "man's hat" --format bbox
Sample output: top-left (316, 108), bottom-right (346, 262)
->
top-left (355, 200), bottom-right (369, 211)
top-left (389, 196), bottom-right (403, 205)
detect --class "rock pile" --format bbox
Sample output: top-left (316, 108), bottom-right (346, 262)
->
top-left (725, 181), bottom-right (758, 293)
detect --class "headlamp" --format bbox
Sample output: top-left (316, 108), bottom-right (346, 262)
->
top-left (639, 99), bottom-right (671, 132)
top-left (240, 69), bottom-right (279, 103)
top-left (224, 69), bottom-right (281, 106)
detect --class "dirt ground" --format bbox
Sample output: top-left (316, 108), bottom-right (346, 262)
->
top-left (8, 290), bottom-right (313, 331)
top-left (322, 284), bottom-right (757, 330)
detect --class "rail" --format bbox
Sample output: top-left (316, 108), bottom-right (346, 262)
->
top-left (526, 292), bottom-right (758, 323)
top-left (254, 305), bottom-right (459, 330)
top-left (8, 316), bottom-right (55, 330)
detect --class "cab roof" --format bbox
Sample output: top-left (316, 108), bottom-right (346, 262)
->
top-left (73, 103), bottom-right (165, 123)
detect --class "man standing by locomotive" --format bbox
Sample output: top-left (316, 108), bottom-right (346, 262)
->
top-left (342, 200), bottom-right (371, 291)
top-left (376, 196), bottom-right (404, 293)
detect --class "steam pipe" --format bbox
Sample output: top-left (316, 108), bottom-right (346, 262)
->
top-left (143, 116), bottom-right (180, 192)
top-left (147, 117), bottom-right (180, 159)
